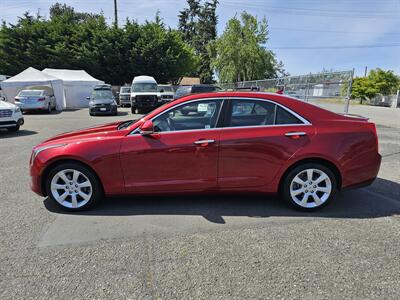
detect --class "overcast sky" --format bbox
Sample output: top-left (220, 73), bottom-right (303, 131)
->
top-left (1, 0), bottom-right (400, 76)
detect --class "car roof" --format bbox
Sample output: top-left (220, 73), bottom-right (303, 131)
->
top-left (133, 75), bottom-right (157, 83)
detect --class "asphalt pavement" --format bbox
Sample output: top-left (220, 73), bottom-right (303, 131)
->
top-left (0, 106), bottom-right (399, 299)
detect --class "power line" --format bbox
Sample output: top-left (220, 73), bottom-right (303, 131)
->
top-left (270, 26), bottom-right (400, 36)
top-left (270, 43), bottom-right (400, 50)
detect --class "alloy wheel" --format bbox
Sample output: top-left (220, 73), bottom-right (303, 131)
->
top-left (289, 168), bottom-right (332, 209)
top-left (50, 169), bottom-right (92, 209)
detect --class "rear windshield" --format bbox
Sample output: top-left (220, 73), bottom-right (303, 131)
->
top-left (19, 90), bottom-right (43, 96)
top-left (120, 87), bottom-right (131, 93)
top-left (91, 89), bottom-right (113, 100)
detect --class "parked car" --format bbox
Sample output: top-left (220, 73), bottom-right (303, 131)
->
top-left (130, 76), bottom-right (161, 114)
top-left (158, 85), bottom-right (175, 103)
top-left (118, 86), bottom-right (131, 107)
top-left (88, 84), bottom-right (118, 116)
top-left (14, 89), bottom-right (56, 113)
top-left (0, 98), bottom-right (24, 132)
top-left (30, 92), bottom-right (381, 212)
top-left (174, 84), bottom-right (220, 100)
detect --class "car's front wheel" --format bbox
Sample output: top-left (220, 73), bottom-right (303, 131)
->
top-left (45, 162), bottom-right (102, 211)
top-left (7, 125), bottom-right (20, 132)
top-left (281, 163), bottom-right (336, 211)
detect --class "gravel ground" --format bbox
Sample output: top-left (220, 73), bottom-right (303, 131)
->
top-left (0, 106), bottom-right (399, 299)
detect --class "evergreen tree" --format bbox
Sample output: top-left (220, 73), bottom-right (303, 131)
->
top-left (178, 0), bottom-right (218, 83)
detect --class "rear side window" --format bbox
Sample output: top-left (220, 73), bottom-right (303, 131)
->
top-left (228, 99), bottom-right (305, 127)
top-left (229, 100), bottom-right (276, 127)
top-left (275, 106), bottom-right (302, 125)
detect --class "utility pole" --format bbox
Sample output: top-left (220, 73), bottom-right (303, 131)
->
top-left (114, 0), bottom-right (118, 27)
top-left (364, 66), bottom-right (368, 77)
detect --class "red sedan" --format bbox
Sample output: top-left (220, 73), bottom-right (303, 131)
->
top-left (30, 92), bottom-right (381, 212)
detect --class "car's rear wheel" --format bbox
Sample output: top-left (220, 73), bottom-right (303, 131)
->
top-left (282, 163), bottom-right (336, 211)
top-left (45, 163), bottom-right (102, 211)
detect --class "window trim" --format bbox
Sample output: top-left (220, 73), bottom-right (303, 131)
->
top-left (224, 97), bottom-right (310, 128)
top-left (129, 97), bottom-right (311, 135)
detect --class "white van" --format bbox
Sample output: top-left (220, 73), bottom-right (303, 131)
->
top-left (130, 75), bottom-right (161, 114)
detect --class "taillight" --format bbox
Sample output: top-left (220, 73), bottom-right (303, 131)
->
top-left (37, 97), bottom-right (45, 101)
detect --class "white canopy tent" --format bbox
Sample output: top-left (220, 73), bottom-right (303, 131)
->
top-left (0, 67), bottom-right (65, 110)
top-left (43, 69), bottom-right (103, 109)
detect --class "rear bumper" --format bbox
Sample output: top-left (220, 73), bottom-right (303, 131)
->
top-left (341, 152), bottom-right (382, 189)
top-left (16, 102), bottom-right (47, 110)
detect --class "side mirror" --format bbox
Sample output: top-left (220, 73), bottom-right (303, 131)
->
top-left (159, 89), bottom-right (164, 93)
top-left (0, 96), bottom-right (5, 101)
top-left (116, 92), bottom-right (120, 95)
top-left (139, 120), bottom-right (154, 135)
top-left (86, 96), bottom-right (90, 100)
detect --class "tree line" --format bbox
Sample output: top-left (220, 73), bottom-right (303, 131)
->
top-left (0, 1), bottom-right (285, 85)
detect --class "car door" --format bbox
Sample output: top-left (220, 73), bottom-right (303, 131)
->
top-left (120, 98), bottom-right (224, 193)
top-left (218, 98), bottom-right (315, 189)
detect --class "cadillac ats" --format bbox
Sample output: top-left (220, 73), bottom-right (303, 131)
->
top-left (30, 92), bottom-right (381, 211)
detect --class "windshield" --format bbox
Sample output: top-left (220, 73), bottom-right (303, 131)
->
top-left (19, 90), bottom-right (43, 96)
top-left (175, 86), bottom-right (191, 98)
top-left (91, 89), bottom-right (113, 100)
top-left (120, 87), bottom-right (131, 93)
top-left (159, 85), bottom-right (173, 92)
top-left (131, 83), bottom-right (158, 92)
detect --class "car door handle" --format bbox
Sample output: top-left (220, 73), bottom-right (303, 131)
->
top-left (285, 132), bottom-right (306, 138)
top-left (194, 139), bottom-right (215, 145)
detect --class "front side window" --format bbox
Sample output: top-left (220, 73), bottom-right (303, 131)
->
top-left (153, 99), bottom-right (222, 132)
top-left (228, 99), bottom-right (304, 127)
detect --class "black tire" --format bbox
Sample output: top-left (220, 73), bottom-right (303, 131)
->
top-left (281, 163), bottom-right (336, 211)
top-left (131, 106), bottom-right (136, 114)
top-left (7, 125), bottom-right (20, 132)
top-left (45, 162), bottom-right (103, 212)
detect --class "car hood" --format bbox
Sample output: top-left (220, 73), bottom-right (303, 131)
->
top-left (131, 92), bottom-right (158, 96)
top-left (42, 121), bottom-right (124, 144)
top-left (89, 99), bottom-right (115, 105)
top-left (0, 100), bottom-right (16, 109)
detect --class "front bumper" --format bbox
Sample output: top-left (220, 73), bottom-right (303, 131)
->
top-left (0, 117), bottom-right (24, 128)
top-left (90, 104), bottom-right (117, 115)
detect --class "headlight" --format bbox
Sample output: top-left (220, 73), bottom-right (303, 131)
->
top-left (32, 144), bottom-right (66, 160)
top-left (14, 107), bottom-right (21, 113)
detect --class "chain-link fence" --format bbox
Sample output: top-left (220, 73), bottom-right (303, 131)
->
top-left (217, 70), bottom-right (355, 113)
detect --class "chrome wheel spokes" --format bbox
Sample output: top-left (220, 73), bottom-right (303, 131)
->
top-left (290, 168), bottom-right (332, 208)
top-left (50, 169), bottom-right (92, 208)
